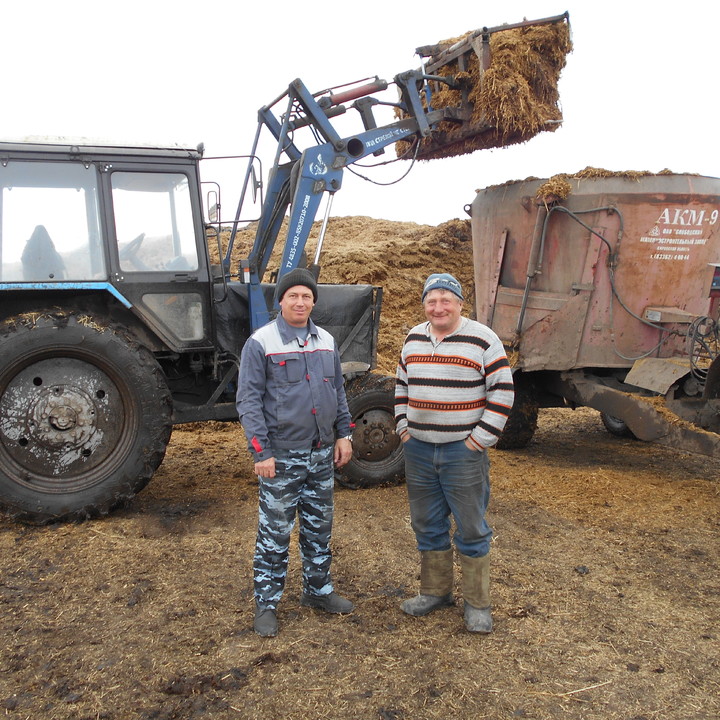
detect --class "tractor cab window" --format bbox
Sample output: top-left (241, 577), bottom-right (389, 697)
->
top-left (0, 161), bottom-right (104, 282)
top-left (111, 172), bottom-right (198, 273)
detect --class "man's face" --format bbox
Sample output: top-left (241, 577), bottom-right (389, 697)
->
top-left (423, 289), bottom-right (463, 335)
top-left (279, 284), bottom-right (314, 327)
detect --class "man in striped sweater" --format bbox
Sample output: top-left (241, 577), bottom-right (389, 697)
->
top-left (395, 273), bottom-right (514, 633)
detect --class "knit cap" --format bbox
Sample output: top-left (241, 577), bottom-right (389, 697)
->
top-left (276, 268), bottom-right (318, 302)
top-left (421, 273), bottom-right (464, 302)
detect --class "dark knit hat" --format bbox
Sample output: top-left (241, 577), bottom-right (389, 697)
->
top-left (421, 273), bottom-right (464, 302)
top-left (276, 268), bottom-right (318, 302)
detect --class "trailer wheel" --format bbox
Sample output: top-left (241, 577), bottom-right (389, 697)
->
top-left (495, 381), bottom-right (538, 450)
top-left (337, 373), bottom-right (404, 489)
top-left (0, 311), bottom-right (172, 523)
top-left (600, 412), bottom-right (637, 439)
top-left (702, 356), bottom-right (720, 399)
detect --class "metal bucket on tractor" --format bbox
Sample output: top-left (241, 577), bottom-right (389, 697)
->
top-left (396, 12), bottom-right (572, 161)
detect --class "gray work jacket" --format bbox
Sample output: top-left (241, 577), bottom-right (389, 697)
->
top-left (236, 314), bottom-right (352, 461)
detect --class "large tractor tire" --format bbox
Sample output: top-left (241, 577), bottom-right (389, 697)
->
top-left (0, 311), bottom-right (172, 523)
top-left (495, 379), bottom-right (539, 450)
top-left (337, 373), bottom-right (404, 489)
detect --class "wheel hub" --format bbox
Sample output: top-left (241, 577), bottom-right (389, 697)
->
top-left (31, 386), bottom-right (96, 447)
top-left (49, 406), bottom-right (78, 432)
top-left (354, 409), bottom-right (400, 461)
top-left (0, 357), bottom-right (124, 478)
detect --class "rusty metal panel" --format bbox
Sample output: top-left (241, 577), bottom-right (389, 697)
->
top-left (625, 357), bottom-right (691, 394)
top-left (471, 174), bottom-right (720, 371)
top-left (477, 228), bottom-right (508, 325)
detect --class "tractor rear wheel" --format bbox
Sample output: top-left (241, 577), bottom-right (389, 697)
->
top-left (337, 373), bottom-right (404, 489)
top-left (0, 311), bottom-right (172, 523)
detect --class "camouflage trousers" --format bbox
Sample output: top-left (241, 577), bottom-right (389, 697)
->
top-left (254, 446), bottom-right (335, 609)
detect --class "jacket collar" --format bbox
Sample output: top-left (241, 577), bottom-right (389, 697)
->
top-left (276, 313), bottom-right (319, 344)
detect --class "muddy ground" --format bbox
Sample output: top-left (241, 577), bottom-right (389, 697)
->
top-left (1, 216), bottom-right (719, 719)
top-left (1, 409), bottom-right (718, 720)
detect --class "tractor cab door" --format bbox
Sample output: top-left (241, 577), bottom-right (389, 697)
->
top-left (103, 165), bottom-right (214, 351)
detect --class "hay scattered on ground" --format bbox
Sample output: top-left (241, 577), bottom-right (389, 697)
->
top-left (2, 406), bottom-right (718, 720)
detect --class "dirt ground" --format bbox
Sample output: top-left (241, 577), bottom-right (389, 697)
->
top-left (1, 215), bottom-right (719, 720)
top-left (1, 410), bottom-right (718, 720)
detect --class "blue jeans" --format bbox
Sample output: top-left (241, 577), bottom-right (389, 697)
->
top-left (254, 446), bottom-right (335, 609)
top-left (403, 437), bottom-right (491, 558)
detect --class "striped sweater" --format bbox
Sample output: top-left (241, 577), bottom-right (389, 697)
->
top-left (395, 317), bottom-right (514, 449)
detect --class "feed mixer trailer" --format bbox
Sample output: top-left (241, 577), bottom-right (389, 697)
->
top-left (468, 172), bottom-right (720, 457)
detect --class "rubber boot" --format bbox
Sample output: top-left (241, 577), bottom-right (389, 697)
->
top-left (460, 552), bottom-right (492, 633)
top-left (401, 549), bottom-right (454, 616)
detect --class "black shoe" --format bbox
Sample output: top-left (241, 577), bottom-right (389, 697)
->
top-left (300, 591), bottom-right (354, 614)
top-left (254, 606), bottom-right (278, 637)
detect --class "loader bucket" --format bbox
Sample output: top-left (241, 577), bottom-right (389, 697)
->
top-left (397, 12), bottom-right (572, 161)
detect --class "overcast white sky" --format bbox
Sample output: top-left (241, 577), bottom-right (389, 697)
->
top-left (2, 0), bottom-right (717, 226)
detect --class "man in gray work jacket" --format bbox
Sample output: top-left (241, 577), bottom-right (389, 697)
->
top-left (237, 268), bottom-right (355, 637)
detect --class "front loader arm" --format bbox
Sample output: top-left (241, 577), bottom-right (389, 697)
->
top-left (279, 112), bottom-right (440, 275)
top-left (242, 72), bottom-right (445, 331)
